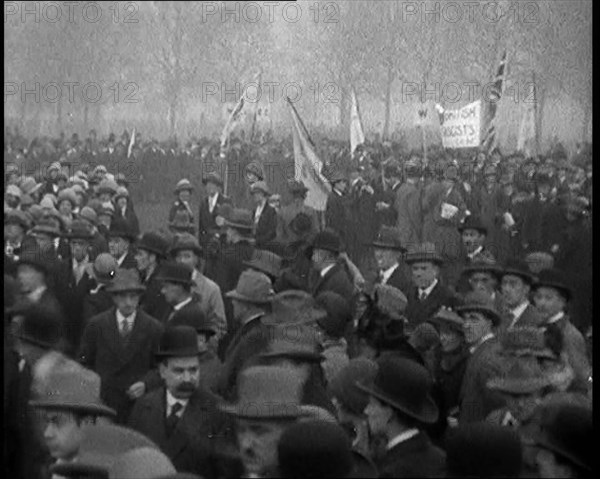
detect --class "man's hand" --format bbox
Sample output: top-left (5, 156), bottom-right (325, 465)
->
top-left (126, 381), bottom-right (146, 400)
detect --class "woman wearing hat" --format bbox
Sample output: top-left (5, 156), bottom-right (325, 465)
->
top-left (114, 186), bottom-right (140, 238)
top-left (169, 178), bottom-right (194, 228)
top-left (250, 181), bottom-right (277, 249)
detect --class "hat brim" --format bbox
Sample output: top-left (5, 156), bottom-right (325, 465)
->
top-left (532, 282), bottom-right (571, 301)
top-left (155, 347), bottom-right (200, 358)
top-left (369, 241), bottom-right (406, 252)
top-left (31, 227), bottom-right (61, 237)
top-left (262, 310), bottom-right (326, 327)
top-left (225, 290), bottom-right (272, 304)
top-left (501, 269), bottom-right (535, 284)
top-left (242, 260), bottom-right (280, 278)
top-left (218, 402), bottom-right (307, 419)
top-left (461, 264), bottom-right (502, 278)
top-left (457, 225), bottom-right (488, 235)
top-left (16, 258), bottom-right (49, 274)
top-left (65, 232), bottom-right (94, 240)
top-left (487, 376), bottom-right (551, 394)
top-left (202, 178), bottom-right (223, 187)
top-left (356, 380), bottom-right (439, 424)
top-left (29, 399), bottom-right (117, 417)
top-left (155, 276), bottom-right (193, 287)
top-left (170, 245), bottom-right (203, 257)
top-left (260, 350), bottom-right (324, 363)
top-left (137, 245), bottom-right (167, 258)
top-left (456, 305), bottom-right (502, 326)
top-left (106, 286), bottom-right (146, 294)
top-left (427, 316), bottom-right (464, 333)
top-left (106, 231), bottom-right (136, 240)
top-left (13, 331), bottom-right (59, 349)
top-left (405, 254), bottom-right (444, 265)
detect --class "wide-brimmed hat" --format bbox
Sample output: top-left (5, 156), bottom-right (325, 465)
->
top-left (456, 291), bottom-right (502, 326)
top-left (260, 326), bottom-right (324, 364)
top-left (107, 217), bottom-right (136, 241)
top-left (312, 229), bottom-right (341, 254)
top-left (288, 180), bottom-right (309, 195)
top-left (461, 259), bottom-right (503, 280)
top-left (428, 306), bottom-right (464, 333)
top-left (105, 268), bottom-right (146, 294)
top-left (155, 262), bottom-right (194, 286)
top-left (219, 366), bottom-right (307, 419)
top-left (223, 209), bottom-right (254, 233)
top-left (328, 358), bottom-right (378, 416)
top-left (137, 231), bottom-right (169, 258)
top-left (458, 215), bottom-right (487, 235)
top-left (250, 181), bottom-right (270, 196)
top-left (356, 356), bottom-right (439, 424)
top-left (243, 249), bottom-right (282, 279)
top-left (97, 178), bottom-right (119, 195)
top-left (155, 326), bottom-right (199, 358)
top-left (404, 243), bottom-right (444, 265)
top-left (532, 268), bottom-right (571, 302)
top-left (5, 209), bottom-right (31, 230)
top-left (12, 304), bottom-right (65, 350)
top-left (169, 232), bottom-right (203, 257)
top-left (262, 290), bottom-right (326, 326)
top-left (499, 326), bottom-right (556, 359)
top-left (64, 219), bottom-right (94, 240)
top-left (202, 172), bottom-right (223, 187)
top-left (501, 258), bottom-right (536, 284)
top-left (170, 306), bottom-right (215, 337)
top-left (225, 270), bottom-right (274, 304)
top-left (369, 226), bottom-right (406, 252)
top-left (487, 357), bottom-right (552, 394)
top-left (30, 363), bottom-right (116, 417)
top-left (174, 178), bottom-right (193, 193)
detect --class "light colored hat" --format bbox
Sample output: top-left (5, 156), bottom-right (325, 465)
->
top-left (225, 270), bottom-right (274, 304)
top-left (6, 184), bottom-right (22, 198)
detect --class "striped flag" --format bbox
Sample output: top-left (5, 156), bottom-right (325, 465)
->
top-left (350, 88), bottom-right (365, 156)
top-left (286, 97), bottom-right (331, 211)
top-left (481, 50), bottom-right (507, 153)
top-left (127, 127), bottom-right (136, 159)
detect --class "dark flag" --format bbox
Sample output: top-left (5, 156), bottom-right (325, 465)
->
top-left (481, 50), bottom-right (507, 153)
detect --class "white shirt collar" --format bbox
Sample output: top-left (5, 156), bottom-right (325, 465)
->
top-left (172, 296), bottom-right (193, 312)
top-left (387, 429), bottom-right (420, 450)
top-left (547, 311), bottom-right (565, 324)
top-left (508, 301), bottom-right (530, 328)
top-left (116, 251), bottom-right (128, 267)
top-left (255, 200), bottom-right (267, 221)
top-left (419, 278), bottom-right (438, 298)
top-left (380, 263), bottom-right (399, 285)
top-left (467, 245), bottom-right (483, 260)
top-left (166, 389), bottom-right (189, 417)
top-left (242, 312), bottom-right (264, 327)
top-left (73, 255), bottom-right (90, 267)
top-left (28, 286), bottom-right (47, 302)
top-left (116, 309), bottom-right (136, 326)
top-left (320, 263), bottom-right (336, 278)
top-left (208, 193), bottom-right (219, 212)
top-left (469, 332), bottom-right (494, 354)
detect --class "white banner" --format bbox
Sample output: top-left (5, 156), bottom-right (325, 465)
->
top-left (439, 100), bottom-right (481, 148)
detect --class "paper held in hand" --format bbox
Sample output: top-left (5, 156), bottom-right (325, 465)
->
top-left (441, 202), bottom-right (459, 219)
top-left (504, 212), bottom-right (516, 227)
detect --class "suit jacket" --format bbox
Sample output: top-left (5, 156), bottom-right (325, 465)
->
top-left (308, 262), bottom-right (355, 300)
top-left (78, 307), bottom-right (164, 423)
top-left (198, 193), bottom-right (232, 244)
top-left (117, 250), bottom-right (138, 271)
top-left (405, 281), bottom-right (458, 332)
top-left (325, 190), bottom-right (352, 248)
top-left (139, 267), bottom-right (172, 324)
top-left (376, 431), bottom-right (446, 478)
top-left (114, 204), bottom-right (140, 237)
top-left (253, 202), bottom-right (277, 248)
top-left (394, 181), bottom-right (423, 246)
top-left (500, 303), bottom-right (544, 333)
top-left (459, 336), bottom-right (506, 423)
top-left (378, 262), bottom-right (413, 296)
top-left (128, 386), bottom-right (231, 478)
top-left (82, 285), bottom-right (114, 323)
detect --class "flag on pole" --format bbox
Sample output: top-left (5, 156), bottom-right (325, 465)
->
top-left (220, 96), bottom-right (245, 151)
top-left (350, 88), bottom-right (365, 156)
top-left (286, 97), bottom-right (331, 211)
top-left (481, 50), bottom-right (507, 153)
top-left (127, 127), bottom-right (136, 159)
top-left (517, 88), bottom-right (537, 157)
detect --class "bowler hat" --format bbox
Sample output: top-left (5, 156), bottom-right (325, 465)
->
top-left (169, 232), bottom-right (203, 257)
top-left (428, 306), bottom-right (464, 333)
top-left (278, 421), bottom-right (354, 478)
top-left (107, 217), bottom-right (136, 241)
top-left (219, 366), bottom-right (307, 419)
top-left (260, 326), bottom-right (324, 364)
top-left (404, 243), bottom-right (444, 265)
top-left (202, 172), bottom-right (223, 187)
top-left (155, 326), bottom-right (199, 358)
top-left (487, 357), bottom-right (551, 394)
top-left (225, 270), bottom-right (274, 304)
top-left (288, 180), bottom-right (309, 195)
top-left (357, 356), bottom-right (439, 424)
top-left (456, 291), bottom-right (502, 326)
top-left (315, 292), bottom-right (352, 338)
top-left (458, 215), bottom-right (487, 235)
top-left (369, 226), bottom-right (406, 251)
top-left (170, 307), bottom-right (215, 337)
top-left (328, 358), bottom-right (378, 415)
top-left (155, 262), bottom-right (194, 286)
top-left (243, 249), bottom-right (282, 279)
top-left (174, 178), bottom-right (193, 193)
top-left (502, 258), bottom-right (536, 284)
top-left (64, 219), bottom-right (94, 240)
top-left (105, 268), bottom-right (146, 294)
top-left (137, 231), bottom-right (169, 258)
top-left (461, 258), bottom-right (502, 279)
top-left (262, 290), bottom-right (326, 326)
top-left (12, 304), bottom-right (65, 350)
top-left (532, 268), bottom-right (571, 301)
top-left (525, 251), bottom-right (555, 275)
top-left (250, 180), bottom-right (270, 196)
top-left (93, 253), bottom-right (118, 282)
top-left (223, 208), bottom-right (254, 232)
top-left (30, 364), bottom-right (116, 417)
top-left (499, 326), bottom-right (556, 359)
top-left (108, 447), bottom-right (177, 479)
top-left (312, 229), bottom-right (341, 254)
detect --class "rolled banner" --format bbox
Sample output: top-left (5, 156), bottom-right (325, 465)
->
top-left (503, 211), bottom-right (516, 227)
top-left (441, 202), bottom-right (459, 219)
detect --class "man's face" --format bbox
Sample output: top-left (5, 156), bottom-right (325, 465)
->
top-left (206, 182), bottom-right (218, 196)
top-left (439, 325), bottom-right (463, 353)
top-left (503, 391), bottom-right (542, 423)
top-left (533, 287), bottom-right (566, 320)
top-left (411, 262), bottom-right (438, 289)
top-left (112, 291), bottom-right (140, 316)
top-left (134, 249), bottom-right (154, 273)
top-left (108, 236), bottom-right (129, 258)
top-left (98, 214), bottom-right (112, 229)
top-left (311, 248), bottom-right (333, 270)
top-left (468, 272), bottom-right (497, 296)
top-left (374, 248), bottom-right (398, 271)
top-left (4, 223), bottom-right (25, 243)
top-left (98, 192), bottom-right (112, 203)
top-left (462, 311), bottom-right (492, 345)
top-left (70, 240), bottom-right (89, 262)
top-left (160, 281), bottom-right (183, 305)
top-left (501, 275), bottom-right (530, 308)
top-left (364, 396), bottom-right (392, 436)
top-left (461, 229), bottom-right (484, 253)
top-left (17, 264), bottom-right (45, 293)
top-left (175, 250), bottom-right (198, 270)
top-left (58, 200), bottom-right (72, 216)
top-left (39, 409), bottom-right (87, 460)
top-left (159, 356), bottom-right (200, 400)
top-left (236, 418), bottom-right (289, 476)
top-left (116, 197), bottom-right (127, 209)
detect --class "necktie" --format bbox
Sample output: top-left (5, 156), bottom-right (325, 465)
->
top-left (419, 290), bottom-right (427, 301)
top-left (166, 402), bottom-right (183, 436)
top-left (121, 319), bottom-right (131, 338)
top-left (377, 270), bottom-right (385, 284)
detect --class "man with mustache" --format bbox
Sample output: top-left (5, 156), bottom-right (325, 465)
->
top-left (128, 326), bottom-right (230, 478)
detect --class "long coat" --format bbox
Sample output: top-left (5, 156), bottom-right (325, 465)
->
top-left (139, 266), bottom-right (172, 324)
top-left (253, 202), bottom-right (278, 249)
top-left (78, 307), bottom-right (164, 423)
top-left (394, 181), bottom-right (423, 247)
top-left (519, 196), bottom-right (563, 253)
top-left (308, 262), bottom-right (355, 300)
top-left (198, 193), bottom-right (232, 246)
top-left (404, 282), bottom-right (458, 332)
top-left (128, 386), bottom-right (231, 479)
top-left (325, 190), bottom-right (353, 250)
top-left (82, 284), bottom-right (114, 324)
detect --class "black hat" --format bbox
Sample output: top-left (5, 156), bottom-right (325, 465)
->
top-left (155, 326), bottom-right (199, 358)
top-left (64, 219), bottom-right (94, 240)
top-left (202, 172), bottom-right (223, 187)
top-left (456, 291), bottom-right (502, 326)
top-left (170, 306), bottom-right (216, 337)
top-left (356, 356), bottom-right (438, 424)
top-left (243, 249), bottom-right (283, 279)
top-left (312, 229), bottom-right (341, 254)
top-left (404, 243), bottom-right (444, 265)
top-left (532, 268), bottom-right (571, 302)
top-left (461, 259), bottom-right (503, 280)
top-left (315, 292), bottom-right (352, 339)
top-left (107, 217), bottom-right (136, 241)
top-left (136, 232), bottom-right (169, 258)
top-left (155, 262), bottom-right (194, 286)
top-left (458, 215), bottom-right (488, 235)
top-left (369, 226), bottom-right (406, 251)
top-left (17, 246), bottom-right (53, 275)
top-left (12, 304), bottom-right (65, 350)
top-left (289, 213), bottom-right (313, 238)
top-left (502, 258), bottom-right (536, 284)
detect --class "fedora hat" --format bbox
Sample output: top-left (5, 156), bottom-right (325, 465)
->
top-left (219, 366), bottom-right (307, 419)
top-left (107, 217), bottom-right (136, 241)
top-left (170, 306), bottom-right (215, 337)
top-left (169, 210), bottom-right (196, 235)
top-left (225, 270), bottom-right (274, 304)
top-left (260, 326), bottom-right (324, 364)
top-left (155, 262), bottom-right (194, 286)
top-left (93, 253), bottom-right (118, 283)
top-left (223, 208), bottom-right (254, 233)
top-left (155, 326), bottom-right (199, 358)
top-left (532, 268), bottom-right (571, 301)
top-left (461, 258), bottom-right (503, 279)
top-left (502, 258), bottom-right (536, 284)
top-left (328, 358), bottom-right (378, 416)
top-left (169, 232), bottom-right (203, 257)
top-left (30, 364), bottom-right (116, 417)
top-left (458, 215), bottom-right (487, 235)
top-left (12, 304), bottom-right (65, 350)
top-left (312, 229), bottom-right (341, 254)
top-left (404, 243), bottom-right (444, 265)
top-left (456, 291), bottom-right (502, 326)
top-left (487, 356), bottom-right (552, 394)
top-left (369, 226), bottom-right (406, 252)
top-left (105, 268), bottom-right (146, 294)
top-left (174, 178), bottom-right (193, 193)
top-left (202, 172), bottom-right (223, 187)
top-left (64, 219), bottom-right (94, 240)
top-left (250, 180), bottom-right (270, 196)
top-left (243, 249), bottom-right (282, 279)
top-left (262, 290), bottom-right (326, 326)
top-left (428, 306), bottom-right (464, 333)
top-left (356, 356), bottom-right (439, 424)
top-left (499, 326), bottom-right (556, 359)
top-left (137, 231), bottom-right (169, 258)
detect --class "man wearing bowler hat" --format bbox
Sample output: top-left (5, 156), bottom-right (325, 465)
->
top-left (369, 225), bottom-right (412, 296)
top-left (198, 172), bottom-right (231, 247)
top-left (357, 355), bottom-right (446, 477)
top-left (136, 231), bottom-right (172, 323)
top-left (106, 217), bottom-right (138, 270)
top-left (500, 258), bottom-right (544, 331)
top-left (82, 253), bottom-right (118, 322)
top-left (128, 326), bottom-right (229, 478)
top-left (79, 268), bottom-right (164, 423)
top-left (308, 229), bottom-right (355, 299)
top-left (157, 262), bottom-right (204, 325)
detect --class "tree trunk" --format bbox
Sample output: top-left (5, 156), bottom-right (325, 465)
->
top-left (383, 63), bottom-right (393, 140)
top-left (83, 102), bottom-right (89, 132)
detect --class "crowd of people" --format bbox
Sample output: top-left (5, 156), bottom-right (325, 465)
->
top-left (4, 128), bottom-right (593, 478)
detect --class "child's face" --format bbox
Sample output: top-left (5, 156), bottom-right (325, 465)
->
top-left (39, 410), bottom-right (86, 460)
